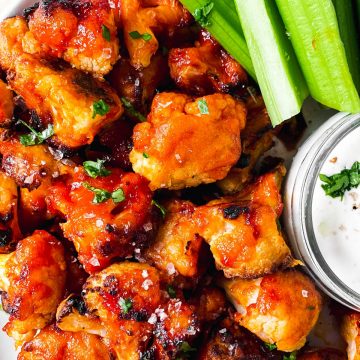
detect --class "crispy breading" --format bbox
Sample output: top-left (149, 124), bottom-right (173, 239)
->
top-left (46, 167), bottom-right (153, 273)
top-left (130, 92), bottom-right (246, 190)
top-left (0, 79), bottom-right (13, 127)
top-left (169, 30), bottom-right (247, 96)
top-left (342, 312), bottom-right (360, 360)
top-left (18, 325), bottom-right (114, 360)
top-left (221, 270), bottom-right (322, 352)
top-left (0, 17), bottom-right (123, 149)
top-left (25, 0), bottom-right (119, 76)
top-left (145, 200), bottom-right (204, 278)
top-left (0, 231), bottom-right (66, 346)
top-left (0, 171), bottom-right (22, 253)
top-left (196, 167), bottom-right (292, 278)
top-left (120, 0), bottom-right (191, 69)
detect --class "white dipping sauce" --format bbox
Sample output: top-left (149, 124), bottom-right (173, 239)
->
top-left (312, 126), bottom-right (360, 293)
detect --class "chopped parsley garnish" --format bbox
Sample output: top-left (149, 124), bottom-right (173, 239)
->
top-left (283, 351), bottom-right (297, 360)
top-left (17, 120), bottom-right (54, 146)
top-left (179, 341), bottom-right (196, 356)
top-left (129, 31), bottom-right (152, 41)
top-left (119, 297), bottom-right (132, 314)
top-left (82, 182), bottom-right (125, 204)
top-left (102, 24), bottom-right (111, 41)
top-left (120, 97), bottom-right (146, 122)
top-left (152, 199), bottom-right (166, 218)
top-left (166, 285), bottom-right (176, 298)
top-left (264, 342), bottom-right (277, 351)
top-left (83, 159), bottom-right (111, 178)
top-left (193, 2), bottom-right (214, 27)
top-left (197, 99), bottom-right (209, 115)
top-left (319, 161), bottom-right (360, 199)
top-left (92, 99), bottom-right (110, 118)
top-left (143, 152), bottom-right (149, 158)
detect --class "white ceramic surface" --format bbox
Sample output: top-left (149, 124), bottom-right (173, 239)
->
top-left (0, 1), bottom-right (345, 359)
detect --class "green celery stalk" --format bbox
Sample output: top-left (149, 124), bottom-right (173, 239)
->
top-left (234, 0), bottom-right (309, 126)
top-left (332, 0), bottom-right (360, 93)
top-left (275, 0), bottom-right (360, 113)
top-left (179, 0), bottom-right (256, 80)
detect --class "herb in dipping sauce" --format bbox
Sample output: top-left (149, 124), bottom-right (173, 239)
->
top-left (319, 161), bottom-right (360, 199)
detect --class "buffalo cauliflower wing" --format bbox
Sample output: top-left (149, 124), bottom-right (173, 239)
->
top-left (0, 17), bottom-right (123, 149)
top-left (47, 166), bottom-right (153, 273)
top-left (0, 79), bottom-right (13, 127)
top-left (121, 0), bottom-right (191, 69)
top-left (130, 92), bottom-right (247, 190)
top-left (0, 230), bottom-right (66, 346)
top-left (169, 30), bottom-right (247, 96)
top-left (342, 312), bottom-right (360, 360)
top-left (0, 171), bottom-right (22, 253)
top-left (18, 325), bottom-right (115, 360)
top-left (221, 270), bottom-right (322, 352)
top-left (24, 0), bottom-right (119, 77)
top-left (195, 166), bottom-right (292, 278)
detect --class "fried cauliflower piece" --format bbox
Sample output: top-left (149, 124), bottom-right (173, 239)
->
top-left (195, 167), bottom-right (292, 278)
top-left (47, 167), bottom-right (153, 273)
top-left (298, 349), bottom-right (346, 360)
top-left (198, 317), bottom-right (283, 360)
top-left (0, 171), bottom-right (22, 253)
top-left (145, 200), bottom-right (205, 278)
top-left (24, 0), bottom-right (119, 77)
top-left (130, 92), bottom-right (246, 190)
top-left (18, 325), bottom-right (114, 360)
top-left (221, 270), bottom-right (322, 352)
top-left (0, 17), bottom-right (123, 149)
top-left (0, 230), bottom-right (66, 346)
top-left (169, 30), bottom-right (247, 96)
top-left (0, 79), bottom-right (13, 127)
top-left (121, 0), bottom-right (191, 69)
top-left (342, 312), bottom-right (360, 360)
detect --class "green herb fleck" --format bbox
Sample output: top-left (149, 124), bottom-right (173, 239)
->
top-left (179, 341), bottom-right (196, 354)
top-left (102, 24), bottom-right (111, 41)
top-left (92, 99), bottom-right (110, 119)
top-left (264, 342), bottom-right (277, 351)
top-left (119, 297), bottom-right (132, 314)
top-left (167, 285), bottom-right (176, 298)
top-left (111, 188), bottom-right (125, 203)
top-left (319, 161), bottom-right (360, 199)
top-left (121, 97), bottom-right (146, 122)
top-left (17, 120), bottom-right (54, 146)
top-left (143, 153), bottom-right (149, 158)
top-left (129, 31), bottom-right (152, 41)
top-left (283, 351), bottom-right (297, 360)
top-left (82, 182), bottom-right (125, 204)
top-left (198, 99), bottom-right (209, 115)
top-left (152, 199), bottom-right (166, 218)
top-left (83, 159), bottom-right (111, 178)
top-left (193, 2), bottom-right (214, 27)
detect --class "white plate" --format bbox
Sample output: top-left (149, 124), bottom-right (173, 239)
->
top-left (0, 1), bottom-right (346, 358)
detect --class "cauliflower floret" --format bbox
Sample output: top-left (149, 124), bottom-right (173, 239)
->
top-left (0, 17), bottom-right (123, 149)
top-left (0, 79), bottom-right (13, 127)
top-left (169, 30), bottom-right (247, 96)
top-left (0, 171), bottom-right (22, 253)
top-left (221, 270), bottom-right (322, 352)
top-left (342, 312), bottom-right (360, 360)
top-left (120, 0), bottom-right (191, 69)
top-left (195, 166), bottom-right (293, 278)
top-left (47, 167), bottom-right (153, 273)
top-left (130, 92), bottom-right (247, 190)
top-left (0, 230), bottom-right (66, 346)
top-left (18, 325), bottom-right (115, 360)
top-left (25, 0), bottom-right (119, 77)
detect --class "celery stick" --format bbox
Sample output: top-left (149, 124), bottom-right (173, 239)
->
top-left (179, 0), bottom-right (256, 80)
top-left (276, 0), bottom-right (360, 113)
top-left (234, 0), bottom-right (309, 126)
top-left (332, 0), bottom-right (360, 93)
